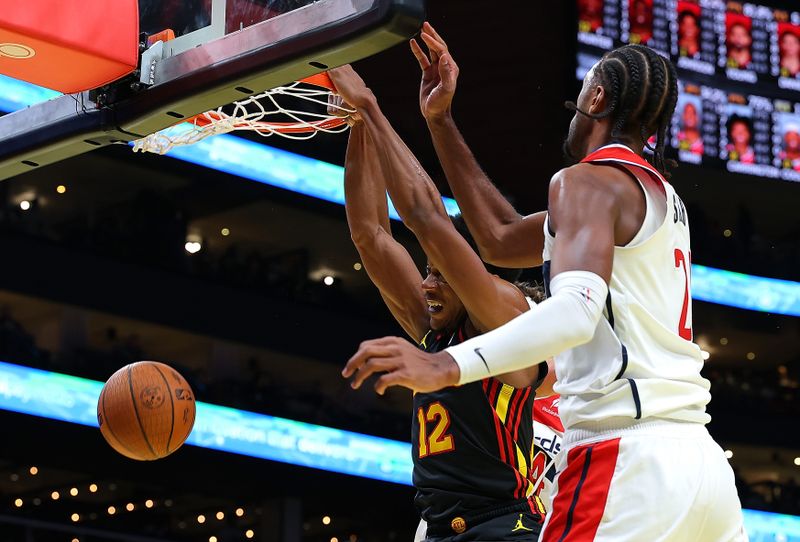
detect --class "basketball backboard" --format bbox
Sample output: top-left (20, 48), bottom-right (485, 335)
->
top-left (0, 0), bottom-right (425, 180)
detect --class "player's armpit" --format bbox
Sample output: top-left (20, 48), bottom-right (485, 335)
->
top-left (535, 358), bottom-right (558, 397)
top-left (495, 363), bottom-right (545, 390)
top-left (479, 211), bottom-right (548, 268)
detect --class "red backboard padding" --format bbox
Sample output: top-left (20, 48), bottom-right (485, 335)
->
top-left (0, 0), bottom-right (139, 93)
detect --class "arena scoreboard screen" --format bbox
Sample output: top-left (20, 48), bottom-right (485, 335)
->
top-left (576, 0), bottom-right (800, 181)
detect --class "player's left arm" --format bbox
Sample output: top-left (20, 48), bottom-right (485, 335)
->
top-left (343, 166), bottom-right (617, 394)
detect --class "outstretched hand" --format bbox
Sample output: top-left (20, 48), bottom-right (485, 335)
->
top-left (410, 22), bottom-right (459, 120)
top-left (342, 336), bottom-right (461, 395)
top-left (328, 65), bottom-right (375, 110)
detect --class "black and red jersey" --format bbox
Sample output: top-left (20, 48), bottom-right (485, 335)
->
top-left (412, 321), bottom-right (546, 528)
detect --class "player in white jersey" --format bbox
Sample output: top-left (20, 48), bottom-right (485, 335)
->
top-left (343, 28), bottom-right (747, 541)
top-left (530, 395), bottom-right (563, 511)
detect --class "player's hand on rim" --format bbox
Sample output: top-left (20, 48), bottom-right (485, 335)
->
top-left (343, 336), bottom-right (460, 395)
top-left (328, 65), bottom-right (375, 110)
top-left (410, 22), bottom-right (459, 121)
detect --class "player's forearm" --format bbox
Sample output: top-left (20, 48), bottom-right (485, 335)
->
top-left (445, 271), bottom-right (607, 385)
top-left (426, 114), bottom-right (525, 255)
top-left (357, 99), bottom-right (448, 231)
top-left (344, 121), bottom-right (392, 245)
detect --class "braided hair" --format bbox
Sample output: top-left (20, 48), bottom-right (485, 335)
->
top-left (567, 44), bottom-right (679, 176)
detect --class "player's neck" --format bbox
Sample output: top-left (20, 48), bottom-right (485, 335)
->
top-left (586, 133), bottom-right (644, 157)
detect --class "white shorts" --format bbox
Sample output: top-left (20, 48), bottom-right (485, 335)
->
top-left (539, 420), bottom-right (748, 542)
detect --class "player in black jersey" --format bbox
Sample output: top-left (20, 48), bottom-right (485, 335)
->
top-left (330, 66), bottom-right (554, 541)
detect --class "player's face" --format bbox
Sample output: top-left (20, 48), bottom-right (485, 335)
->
top-left (564, 65), bottom-right (601, 161)
top-left (679, 14), bottom-right (699, 40)
top-left (730, 121), bottom-right (751, 146)
top-left (785, 130), bottom-right (800, 151)
top-left (422, 263), bottom-right (466, 331)
top-left (682, 103), bottom-right (698, 129)
top-left (728, 24), bottom-right (752, 50)
top-left (781, 33), bottom-right (800, 59)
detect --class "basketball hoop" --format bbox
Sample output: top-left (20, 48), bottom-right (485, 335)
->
top-left (132, 72), bottom-right (353, 155)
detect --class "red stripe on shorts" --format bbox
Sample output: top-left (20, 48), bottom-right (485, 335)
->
top-left (541, 438), bottom-right (620, 542)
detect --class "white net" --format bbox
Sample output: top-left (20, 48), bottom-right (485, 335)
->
top-left (132, 78), bottom-right (354, 155)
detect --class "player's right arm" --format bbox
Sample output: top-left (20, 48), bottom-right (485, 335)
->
top-left (344, 118), bottom-right (430, 343)
top-left (410, 22), bottom-right (546, 268)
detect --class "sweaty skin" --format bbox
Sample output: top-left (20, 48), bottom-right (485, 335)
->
top-left (332, 65), bottom-right (552, 391)
top-left (342, 32), bottom-right (663, 395)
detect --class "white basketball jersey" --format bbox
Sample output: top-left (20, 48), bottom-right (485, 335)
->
top-left (543, 144), bottom-right (711, 431)
top-left (531, 395), bottom-right (563, 511)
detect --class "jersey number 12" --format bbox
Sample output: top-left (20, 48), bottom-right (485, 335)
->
top-left (417, 402), bottom-right (455, 458)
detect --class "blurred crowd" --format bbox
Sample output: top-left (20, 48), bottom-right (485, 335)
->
top-left (688, 203), bottom-right (800, 281)
top-left (1, 188), bottom-right (798, 315)
top-left (707, 364), bottom-right (800, 418)
top-left (1, 188), bottom-right (357, 313)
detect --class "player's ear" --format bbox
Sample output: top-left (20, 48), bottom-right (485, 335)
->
top-left (588, 84), bottom-right (607, 116)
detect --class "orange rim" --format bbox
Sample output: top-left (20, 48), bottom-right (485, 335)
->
top-left (188, 112), bottom-right (347, 134)
top-left (298, 72), bottom-right (337, 92)
top-left (184, 71), bottom-right (340, 132)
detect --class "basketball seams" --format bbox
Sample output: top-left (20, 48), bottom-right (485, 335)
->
top-left (99, 385), bottom-right (140, 460)
top-left (127, 363), bottom-right (158, 460)
top-left (98, 361), bottom-right (195, 460)
top-left (152, 363), bottom-right (176, 455)
top-left (181, 396), bottom-right (197, 448)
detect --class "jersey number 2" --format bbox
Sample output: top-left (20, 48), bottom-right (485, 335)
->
top-left (674, 248), bottom-right (692, 341)
top-left (417, 402), bottom-right (455, 458)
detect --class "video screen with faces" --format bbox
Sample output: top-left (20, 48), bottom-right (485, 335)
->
top-left (576, 0), bottom-right (800, 181)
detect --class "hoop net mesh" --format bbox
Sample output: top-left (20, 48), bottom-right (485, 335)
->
top-left (132, 74), bottom-right (352, 155)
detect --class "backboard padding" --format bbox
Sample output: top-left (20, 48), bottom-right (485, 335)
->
top-left (0, 0), bottom-right (424, 180)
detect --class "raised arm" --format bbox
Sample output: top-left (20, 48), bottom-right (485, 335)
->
top-left (332, 66), bottom-right (543, 389)
top-left (343, 115), bottom-right (429, 342)
top-left (410, 23), bottom-right (546, 268)
top-left (331, 66), bottom-right (530, 335)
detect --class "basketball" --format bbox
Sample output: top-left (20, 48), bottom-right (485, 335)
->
top-left (97, 361), bottom-right (196, 461)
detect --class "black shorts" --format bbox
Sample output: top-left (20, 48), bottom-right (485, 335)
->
top-left (424, 508), bottom-right (542, 542)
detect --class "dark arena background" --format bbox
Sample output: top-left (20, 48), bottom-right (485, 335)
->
top-left (1, 1), bottom-right (799, 541)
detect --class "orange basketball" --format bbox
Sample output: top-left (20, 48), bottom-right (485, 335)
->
top-left (97, 361), bottom-right (196, 461)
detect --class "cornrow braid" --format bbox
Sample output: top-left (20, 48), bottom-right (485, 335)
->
top-left (567, 44), bottom-right (680, 176)
top-left (610, 47), bottom-right (644, 139)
